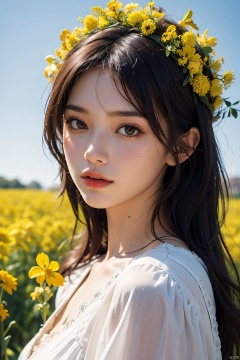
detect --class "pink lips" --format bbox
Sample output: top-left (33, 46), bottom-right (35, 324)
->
top-left (81, 171), bottom-right (113, 188)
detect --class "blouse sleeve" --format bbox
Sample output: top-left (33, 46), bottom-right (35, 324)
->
top-left (86, 262), bottom-right (215, 360)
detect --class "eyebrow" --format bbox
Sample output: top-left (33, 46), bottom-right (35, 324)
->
top-left (65, 104), bottom-right (145, 118)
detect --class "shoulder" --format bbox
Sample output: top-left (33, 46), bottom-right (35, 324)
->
top-left (113, 243), bottom-right (214, 314)
top-left (102, 244), bottom-right (221, 358)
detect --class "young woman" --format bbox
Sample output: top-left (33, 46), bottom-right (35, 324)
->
top-left (19, 2), bottom-right (240, 359)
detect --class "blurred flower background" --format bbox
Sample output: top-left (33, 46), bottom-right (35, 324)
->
top-left (0, 189), bottom-right (76, 357)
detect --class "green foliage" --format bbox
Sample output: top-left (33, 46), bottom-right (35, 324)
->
top-left (0, 177), bottom-right (42, 189)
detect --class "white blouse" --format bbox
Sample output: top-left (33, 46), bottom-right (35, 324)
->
top-left (18, 243), bottom-right (222, 359)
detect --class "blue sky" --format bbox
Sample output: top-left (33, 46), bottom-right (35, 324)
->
top-left (1, 0), bottom-right (239, 188)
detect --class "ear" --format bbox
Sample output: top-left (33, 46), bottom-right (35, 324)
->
top-left (166, 127), bottom-right (200, 166)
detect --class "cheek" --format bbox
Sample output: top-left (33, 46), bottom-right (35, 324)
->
top-left (63, 134), bottom-right (81, 162)
top-left (127, 144), bottom-right (161, 166)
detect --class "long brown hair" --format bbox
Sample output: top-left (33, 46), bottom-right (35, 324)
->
top-left (43, 20), bottom-right (240, 359)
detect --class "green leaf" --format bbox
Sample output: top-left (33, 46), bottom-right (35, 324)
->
top-left (199, 95), bottom-right (210, 107)
top-left (212, 112), bottom-right (221, 122)
top-left (4, 321), bottom-right (16, 337)
top-left (230, 108), bottom-right (238, 118)
top-left (232, 101), bottom-right (240, 106)
top-left (183, 75), bottom-right (190, 86)
top-left (201, 46), bottom-right (212, 56)
top-left (4, 335), bottom-right (11, 347)
top-left (224, 100), bottom-right (231, 107)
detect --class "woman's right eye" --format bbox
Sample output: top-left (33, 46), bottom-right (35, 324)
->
top-left (64, 118), bottom-right (87, 130)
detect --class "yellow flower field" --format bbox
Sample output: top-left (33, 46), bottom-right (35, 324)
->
top-left (222, 198), bottom-right (240, 264)
top-left (0, 189), bottom-right (239, 357)
top-left (0, 189), bottom-right (74, 262)
top-left (0, 189), bottom-right (77, 356)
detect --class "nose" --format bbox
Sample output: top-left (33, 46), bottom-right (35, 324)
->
top-left (84, 134), bottom-right (109, 165)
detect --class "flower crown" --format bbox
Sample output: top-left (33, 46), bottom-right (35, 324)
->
top-left (44, 1), bottom-right (239, 122)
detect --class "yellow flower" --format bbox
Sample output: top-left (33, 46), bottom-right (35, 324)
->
top-left (127, 11), bottom-right (146, 26)
top-left (60, 29), bottom-right (71, 41)
top-left (55, 48), bottom-right (68, 61)
top-left (179, 9), bottom-right (198, 30)
top-left (0, 270), bottom-right (17, 295)
top-left (146, 1), bottom-right (154, 7)
top-left (124, 2), bottom-right (139, 11)
top-left (181, 31), bottom-right (196, 47)
top-left (64, 33), bottom-right (80, 51)
top-left (0, 228), bottom-right (12, 261)
top-left (98, 16), bottom-right (110, 29)
top-left (210, 79), bottom-right (223, 97)
top-left (83, 14), bottom-right (98, 32)
top-left (0, 242), bottom-right (10, 261)
top-left (91, 6), bottom-right (105, 15)
top-left (178, 57), bottom-right (188, 66)
top-left (180, 44), bottom-right (195, 58)
top-left (37, 304), bottom-right (43, 311)
top-left (141, 19), bottom-right (156, 35)
top-left (45, 55), bottom-right (55, 65)
top-left (161, 25), bottom-right (178, 42)
top-left (210, 59), bottom-right (222, 72)
top-left (44, 63), bottom-right (57, 78)
top-left (187, 53), bottom-right (203, 77)
top-left (213, 96), bottom-right (223, 110)
top-left (197, 29), bottom-right (217, 47)
top-left (28, 252), bottom-right (64, 287)
top-left (190, 74), bottom-right (211, 96)
top-left (74, 27), bottom-right (84, 37)
top-left (151, 10), bottom-right (165, 20)
top-left (103, 9), bottom-right (114, 17)
top-left (0, 304), bottom-right (9, 322)
top-left (107, 0), bottom-right (123, 11)
top-left (30, 286), bottom-right (44, 301)
top-left (223, 70), bottom-right (235, 88)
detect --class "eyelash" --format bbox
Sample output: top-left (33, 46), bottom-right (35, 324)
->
top-left (64, 117), bottom-right (143, 138)
top-left (64, 117), bottom-right (87, 130)
top-left (117, 124), bottom-right (143, 137)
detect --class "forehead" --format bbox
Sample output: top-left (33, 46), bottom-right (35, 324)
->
top-left (66, 68), bottom-right (135, 111)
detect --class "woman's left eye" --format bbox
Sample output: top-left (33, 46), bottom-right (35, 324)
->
top-left (117, 125), bottom-right (141, 137)
top-left (64, 117), bottom-right (87, 130)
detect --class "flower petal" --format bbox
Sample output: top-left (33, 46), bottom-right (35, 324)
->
top-left (51, 272), bottom-right (65, 287)
top-left (45, 276), bottom-right (52, 287)
top-left (49, 261), bottom-right (59, 272)
top-left (36, 252), bottom-right (49, 268)
top-left (3, 284), bottom-right (13, 295)
top-left (36, 274), bottom-right (45, 286)
top-left (28, 266), bottom-right (43, 279)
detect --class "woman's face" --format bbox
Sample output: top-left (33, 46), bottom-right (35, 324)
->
top-left (63, 68), bottom-right (171, 210)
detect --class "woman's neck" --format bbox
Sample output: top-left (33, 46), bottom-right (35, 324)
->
top-left (104, 195), bottom-right (169, 260)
